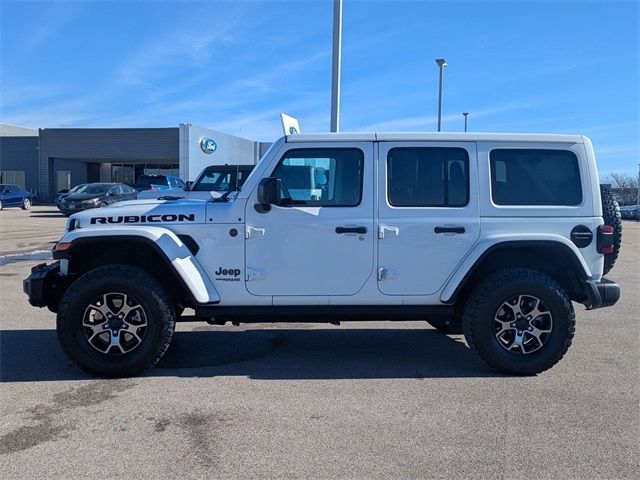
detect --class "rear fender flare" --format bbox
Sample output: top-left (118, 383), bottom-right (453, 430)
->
top-left (440, 235), bottom-right (592, 304)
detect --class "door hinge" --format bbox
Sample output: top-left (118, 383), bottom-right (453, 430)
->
top-left (246, 268), bottom-right (266, 281)
top-left (245, 225), bottom-right (266, 239)
top-left (378, 267), bottom-right (399, 281)
top-left (378, 225), bottom-right (400, 239)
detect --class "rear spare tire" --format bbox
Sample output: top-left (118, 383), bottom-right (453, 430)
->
top-left (600, 184), bottom-right (622, 275)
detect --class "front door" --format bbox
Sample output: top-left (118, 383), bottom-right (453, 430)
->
top-left (244, 143), bottom-right (375, 296)
top-left (377, 142), bottom-right (480, 295)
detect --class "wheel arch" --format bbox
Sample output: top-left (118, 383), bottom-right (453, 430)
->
top-left (56, 229), bottom-right (220, 306)
top-left (442, 240), bottom-right (591, 306)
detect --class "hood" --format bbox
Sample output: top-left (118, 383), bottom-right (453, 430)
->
top-left (69, 198), bottom-right (208, 228)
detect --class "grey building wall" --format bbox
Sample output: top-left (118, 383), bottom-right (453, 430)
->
top-left (0, 134), bottom-right (39, 193)
top-left (39, 128), bottom-right (179, 200)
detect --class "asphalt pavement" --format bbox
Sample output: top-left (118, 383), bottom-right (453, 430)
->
top-left (0, 206), bottom-right (638, 479)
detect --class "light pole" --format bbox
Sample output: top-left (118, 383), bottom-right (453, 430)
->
top-left (330, 0), bottom-right (343, 133)
top-left (463, 112), bottom-right (469, 132)
top-left (435, 58), bottom-right (447, 132)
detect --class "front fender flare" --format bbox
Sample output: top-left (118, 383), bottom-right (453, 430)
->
top-left (440, 235), bottom-right (592, 304)
top-left (58, 226), bottom-right (220, 304)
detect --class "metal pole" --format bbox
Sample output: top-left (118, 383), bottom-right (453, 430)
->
top-left (463, 112), bottom-right (469, 132)
top-left (437, 66), bottom-right (443, 132)
top-left (330, 0), bottom-right (342, 133)
top-left (435, 58), bottom-right (447, 132)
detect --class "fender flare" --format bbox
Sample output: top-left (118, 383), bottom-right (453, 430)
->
top-left (440, 235), bottom-right (592, 304)
top-left (57, 226), bottom-right (220, 304)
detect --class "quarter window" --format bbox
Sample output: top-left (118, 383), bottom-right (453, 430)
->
top-left (490, 149), bottom-right (582, 206)
top-left (387, 147), bottom-right (469, 207)
top-left (271, 148), bottom-right (364, 207)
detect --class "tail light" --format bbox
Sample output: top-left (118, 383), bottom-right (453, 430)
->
top-left (597, 225), bottom-right (614, 254)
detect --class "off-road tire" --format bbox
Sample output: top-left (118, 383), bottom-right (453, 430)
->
top-left (426, 315), bottom-right (463, 335)
top-left (600, 184), bottom-right (622, 275)
top-left (463, 269), bottom-right (575, 375)
top-left (21, 198), bottom-right (31, 210)
top-left (57, 265), bottom-right (175, 377)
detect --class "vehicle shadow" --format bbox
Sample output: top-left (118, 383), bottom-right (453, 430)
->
top-left (0, 327), bottom-right (500, 383)
top-left (30, 214), bottom-right (65, 218)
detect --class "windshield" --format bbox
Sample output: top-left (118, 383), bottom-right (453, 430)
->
top-left (237, 140), bottom-right (279, 196)
top-left (193, 167), bottom-right (252, 192)
top-left (135, 175), bottom-right (168, 188)
top-left (76, 184), bottom-right (110, 194)
top-left (70, 184), bottom-right (87, 193)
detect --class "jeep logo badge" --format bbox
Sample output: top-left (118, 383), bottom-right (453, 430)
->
top-left (200, 137), bottom-right (217, 154)
top-left (215, 267), bottom-right (241, 282)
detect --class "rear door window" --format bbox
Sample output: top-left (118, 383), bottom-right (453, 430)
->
top-left (387, 147), bottom-right (469, 207)
top-left (490, 149), bottom-right (582, 206)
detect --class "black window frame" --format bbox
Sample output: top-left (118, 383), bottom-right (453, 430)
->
top-left (271, 147), bottom-right (365, 208)
top-left (386, 147), bottom-right (470, 208)
top-left (489, 148), bottom-right (583, 206)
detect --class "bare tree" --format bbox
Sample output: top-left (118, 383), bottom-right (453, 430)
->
top-left (602, 172), bottom-right (640, 205)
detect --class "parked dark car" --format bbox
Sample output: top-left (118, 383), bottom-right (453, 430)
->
top-left (59, 183), bottom-right (137, 216)
top-left (0, 184), bottom-right (33, 210)
top-left (55, 184), bottom-right (88, 210)
top-left (133, 174), bottom-right (185, 192)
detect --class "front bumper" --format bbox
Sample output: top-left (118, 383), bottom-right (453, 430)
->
top-left (583, 277), bottom-right (620, 310)
top-left (23, 261), bottom-right (61, 308)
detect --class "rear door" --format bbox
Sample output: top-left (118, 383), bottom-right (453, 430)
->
top-left (377, 142), bottom-right (480, 295)
top-left (7, 185), bottom-right (22, 205)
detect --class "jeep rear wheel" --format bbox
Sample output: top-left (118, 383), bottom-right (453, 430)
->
top-left (463, 269), bottom-right (575, 375)
top-left (57, 265), bottom-right (175, 377)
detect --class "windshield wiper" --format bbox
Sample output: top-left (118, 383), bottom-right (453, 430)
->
top-left (214, 187), bottom-right (240, 203)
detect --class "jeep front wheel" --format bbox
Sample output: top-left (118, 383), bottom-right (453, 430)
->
top-left (462, 269), bottom-right (575, 375)
top-left (56, 265), bottom-right (175, 377)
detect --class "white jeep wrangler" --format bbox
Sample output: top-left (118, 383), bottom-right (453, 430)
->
top-left (24, 133), bottom-right (621, 377)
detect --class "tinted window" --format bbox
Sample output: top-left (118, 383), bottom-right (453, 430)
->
top-left (271, 149), bottom-right (364, 207)
top-left (387, 148), bottom-right (469, 207)
top-left (80, 184), bottom-right (110, 194)
top-left (490, 149), bottom-right (582, 206)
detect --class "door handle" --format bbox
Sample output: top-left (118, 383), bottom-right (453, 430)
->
top-left (434, 226), bottom-right (465, 234)
top-left (336, 226), bottom-right (368, 234)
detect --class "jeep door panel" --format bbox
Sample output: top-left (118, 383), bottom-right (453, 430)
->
top-left (377, 142), bottom-right (481, 295)
top-left (244, 142), bottom-right (375, 296)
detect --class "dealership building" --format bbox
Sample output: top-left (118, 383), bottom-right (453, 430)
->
top-left (0, 123), bottom-right (270, 201)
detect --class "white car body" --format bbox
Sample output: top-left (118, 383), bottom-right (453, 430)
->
top-left (60, 132), bottom-right (604, 307)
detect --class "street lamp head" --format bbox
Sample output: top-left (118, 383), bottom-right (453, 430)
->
top-left (463, 112), bottom-right (469, 117)
top-left (435, 58), bottom-right (447, 67)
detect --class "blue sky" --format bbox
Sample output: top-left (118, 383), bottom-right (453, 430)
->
top-left (1, 0), bottom-right (638, 174)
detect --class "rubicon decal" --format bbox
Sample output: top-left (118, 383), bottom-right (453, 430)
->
top-left (90, 214), bottom-right (196, 224)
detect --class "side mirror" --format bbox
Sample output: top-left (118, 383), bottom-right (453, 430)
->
top-left (185, 181), bottom-right (193, 191)
top-left (257, 177), bottom-right (282, 204)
